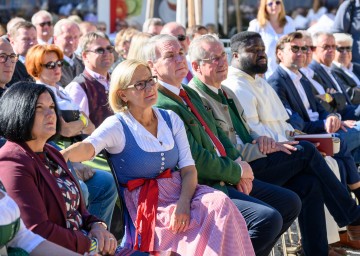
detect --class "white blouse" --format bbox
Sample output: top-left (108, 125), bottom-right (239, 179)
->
top-left (85, 107), bottom-right (195, 169)
top-left (248, 16), bottom-right (296, 79)
top-left (0, 190), bottom-right (44, 253)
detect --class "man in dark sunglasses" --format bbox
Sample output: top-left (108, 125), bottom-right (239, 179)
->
top-left (65, 31), bottom-right (114, 128)
top-left (31, 10), bottom-right (54, 45)
top-left (331, 33), bottom-right (360, 106)
top-left (161, 22), bottom-right (193, 85)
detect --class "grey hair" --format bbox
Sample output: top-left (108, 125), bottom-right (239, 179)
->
top-left (297, 30), bottom-right (312, 40)
top-left (80, 31), bottom-right (110, 53)
top-left (31, 10), bottom-right (53, 25)
top-left (188, 34), bottom-right (222, 63)
top-left (311, 31), bottom-right (334, 46)
top-left (143, 34), bottom-right (179, 62)
top-left (142, 18), bottom-right (163, 33)
top-left (333, 33), bottom-right (353, 46)
top-left (7, 17), bottom-right (26, 32)
top-left (53, 18), bottom-right (80, 37)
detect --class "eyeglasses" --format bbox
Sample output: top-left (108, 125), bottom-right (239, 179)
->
top-left (267, 1), bottom-right (282, 7)
top-left (317, 45), bottom-right (336, 51)
top-left (305, 45), bottom-right (316, 52)
top-left (201, 52), bottom-right (227, 63)
top-left (38, 21), bottom-right (52, 27)
top-left (127, 76), bottom-right (158, 91)
top-left (290, 45), bottom-right (308, 54)
top-left (41, 60), bottom-right (64, 69)
top-left (177, 34), bottom-right (186, 42)
top-left (85, 46), bottom-right (115, 55)
top-left (0, 53), bottom-right (19, 63)
top-left (336, 46), bottom-right (352, 53)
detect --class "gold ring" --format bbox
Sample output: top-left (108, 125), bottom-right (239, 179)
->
top-left (181, 221), bottom-right (186, 224)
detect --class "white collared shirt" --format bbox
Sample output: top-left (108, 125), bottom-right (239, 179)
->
top-left (280, 64), bottom-right (319, 121)
top-left (63, 54), bottom-right (74, 67)
top-left (65, 67), bottom-right (110, 116)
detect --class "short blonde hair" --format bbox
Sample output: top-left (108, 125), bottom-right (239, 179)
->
top-left (109, 59), bottom-right (150, 112)
top-left (257, 0), bottom-right (287, 28)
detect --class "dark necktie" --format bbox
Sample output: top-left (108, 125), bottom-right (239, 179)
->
top-left (179, 89), bottom-right (227, 156)
top-left (220, 89), bottom-right (253, 144)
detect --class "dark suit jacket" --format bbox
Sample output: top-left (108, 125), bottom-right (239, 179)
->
top-left (309, 60), bottom-right (353, 105)
top-left (353, 62), bottom-right (360, 80)
top-left (6, 60), bottom-right (34, 87)
top-left (0, 141), bottom-right (100, 253)
top-left (331, 63), bottom-right (360, 104)
top-left (155, 85), bottom-right (242, 194)
top-left (59, 55), bottom-right (85, 87)
top-left (268, 66), bottom-right (329, 134)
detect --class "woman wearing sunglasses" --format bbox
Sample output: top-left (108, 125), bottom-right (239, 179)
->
top-left (61, 60), bottom-right (255, 255)
top-left (25, 44), bottom-right (95, 140)
top-left (248, 0), bottom-right (295, 78)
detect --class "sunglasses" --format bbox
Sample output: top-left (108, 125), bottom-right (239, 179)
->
top-left (38, 21), bottom-right (52, 27)
top-left (267, 1), bottom-right (282, 7)
top-left (336, 46), bottom-right (352, 53)
top-left (41, 60), bottom-right (64, 69)
top-left (177, 34), bottom-right (186, 42)
top-left (127, 76), bottom-right (158, 91)
top-left (290, 45), bottom-right (308, 54)
top-left (305, 45), bottom-right (316, 52)
top-left (0, 53), bottom-right (19, 63)
top-left (86, 45), bottom-right (115, 55)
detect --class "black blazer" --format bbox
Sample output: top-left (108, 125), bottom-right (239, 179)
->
top-left (59, 55), bottom-right (84, 87)
top-left (6, 60), bottom-right (34, 87)
top-left (331, 63), bottom-right (360, 104)
top-left (268, 66), bottom-right (329, 134)
top-left (309, 60), bottom-right (353, 104)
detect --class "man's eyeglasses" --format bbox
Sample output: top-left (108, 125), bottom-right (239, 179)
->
top-left (290, 45), bottom-right (308, 54)
top-left (267, 1), bottom-right (282, 7)
top-left (86, 46), bottom-right (115, 55)
top-left (0, 53), bottom-right (19, 63)
top-left (127, 76), bottom-right (158, 91)
top-left (201, 52), bottom-right (227, 63)
top-left (336, 46), bottom-right (352, 53)
top-left (177, 34), bottom-right (186, 42)
top-left (41, 60), bottom-right (64, 69)
top-left (317, 45), bottom-right (336, 51)
top-left (38, 21), bottom-right (52, 27)
top-left (305, 45), bottom-right (317, 52)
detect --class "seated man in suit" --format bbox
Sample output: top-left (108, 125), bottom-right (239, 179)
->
top-left (331, 33), bottom-right (360, 105)
top-left (299, 31), bottom-right (347, 114)
top-left (267, 32), bottom-right (360, 164)
top-left (188, 32), bottom-right (360, 256)
top-left (309, 31), bottom-right (360, 121)
top-left (7, 21), bottom-right (37, 86)
top-left (144, 34), bottom-right (302, 256)
top-left (53, 19), bottom-right (84, 87)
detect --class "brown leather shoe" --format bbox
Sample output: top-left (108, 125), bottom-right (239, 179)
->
top-left (334, 231), bottom-right (360, 250)
top-left (347, 225), bottom-right (360, 240)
